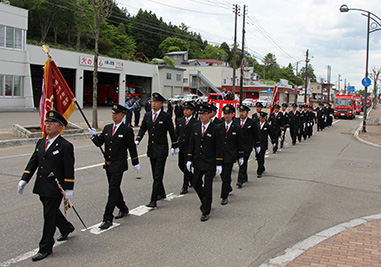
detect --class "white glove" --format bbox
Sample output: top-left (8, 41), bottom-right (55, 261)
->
top-left (238, 157), bottom-right (244, 166)
top-left (171, 148), bottom-right (175, 156)
top-left (174, 148), bottom-right (180, 154)
top-left (273, 143), bottom-right (276, 148)
top-left (255, 146), bottom-right (261, 154)
top-left (135, 140), bottom-right (139, 146)
top-left (88, 128), bottom-right (97, 137)
top-left (186, 161), bottom-right (192, 172)
top-left (17, 180), bottom-right (27, 194)
top-left (216, 165), bottom-right (222, 176)
top-left (134, 164), bottom-right (140, 173)
top-left (64, 190), bottom-right (73, 200)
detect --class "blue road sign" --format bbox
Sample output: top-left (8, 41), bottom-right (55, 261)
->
top-left (267, 88), bottom-right (272, 93)
top-left (361, 77), bottom-right (371, 87)
top-left (347, 86), bottom-right (355, 92)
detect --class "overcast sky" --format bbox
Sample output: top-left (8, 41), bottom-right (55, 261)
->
top-left (118, 0), bottom-right (381, 90)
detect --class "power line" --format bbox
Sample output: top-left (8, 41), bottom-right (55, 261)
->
top-left (147, 0), bottom-right (231, 16)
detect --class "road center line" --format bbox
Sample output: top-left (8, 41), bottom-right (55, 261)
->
top-left (74, 154), bottom-right (147, 172)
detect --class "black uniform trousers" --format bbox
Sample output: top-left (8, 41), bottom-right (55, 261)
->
top-left (237, 155), bottom-right (250, 184)
top-left (302, 123), bottom-right (308, 140)
top-left (220, 162), bottom-right (234, 199)
top-left (39, 196), bottom-right (73, 254)
top-left (178, 152), bottom-right (193, 189)
top-left (193, 169), bottom-right (215, 215)
top-left (280, 127), bottom-right (287, 148)
top-left (317, 118), bottom-right (325, 131)
top-left (134, 111), bottom-right (140, 127)
top-left (256, 147), bottom-right (266, 175)
top-left (327, 116), bottom-right (333, 127)
top-left (149, 157), bottom-right (167, 202)
top-left (104, 170), bottom-right (128, 222)
top-left (290, 125), bottom-right (298, 145)
top-left (272, 128), bottom-right (281, 153)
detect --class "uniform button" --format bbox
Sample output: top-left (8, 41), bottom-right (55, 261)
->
top-left (40, 166), bottom-right (43, 169)
top-left (108, 156), bottom-right (111, 158)
top-left (200, 145), bottom-right (203, 148)
top-left (153, 126), bottom-right (155, 129)
top-left (110, 141), bottom-right (112, 143)
top-left (39, 175), bottom-right (42, 178)
top-left (109, 148), bottom-right (111, 151)
top-left (42, 157), bottom-right (45, 160)
top-left (152, 134), bottom-right (154, 136)
top-left (152, 141), bottom-right (154, 143)
top-left (200, 152), bottom-right (202, 155)
top-left (201, 139), bottom-right (203, 141)
top-left (224, 142), bottom-right (227, 144)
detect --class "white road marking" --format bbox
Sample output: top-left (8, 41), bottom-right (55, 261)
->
top-left (0, 241), bottom-right (66, 267)
top-left (88, 222), bottom-right (121, 235)
top-left (332, 119), bottom-right (340, 125)
top-left (129, 205), bottom-right (154, 216)
top-left (163, 193), bottom-right (184, 201)
top-left (74, 154), bottom-right (147, 172)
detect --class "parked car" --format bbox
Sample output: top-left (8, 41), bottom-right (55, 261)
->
top-left (242, 98), bottom-right (257, 107)
top-left (183, 94), bottom-right (199, 102)
top-left (168, 94), bottom-right (183, 102)
top-left (198, 95), bottom-right (208, 103)
top-left (257, 96), bottom-right (271, 108)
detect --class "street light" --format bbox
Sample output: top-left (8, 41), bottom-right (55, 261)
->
top-left (340, 4), bottom-right (381, 132)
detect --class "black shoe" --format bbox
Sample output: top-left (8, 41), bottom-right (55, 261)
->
top-left (221, 198), bottom-right (228, 205)
top-left (292, 142), bottom-right (296, 146)
top-left (146, 201), bottom-right (157, 208)
top-left (32, 252), bottom-right (51, 261)
top-left (236, 182), bottom-right (242, 188)
top-left (200, 214), bottom-right (209, 222)
top-left (115, 209), bottom-right (129, 219)
top-left (99, 220), bottom-right (113, 230)
top-left (257, 173), bottom-right (262, 178)
top-left (57, 225), bottom-right (75, 241)
top-left (157, 194), bottom-right (166, 200)
top-left (242, 178), bottom-right (248, 183)
top-left (180, 188), bottom-right (188, 195)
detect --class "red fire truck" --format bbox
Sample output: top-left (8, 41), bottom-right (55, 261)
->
top-left (333, 94), bottom-right (355, 119)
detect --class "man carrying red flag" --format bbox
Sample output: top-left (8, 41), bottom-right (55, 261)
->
top-left (269, 84), bottom-right (279, 114)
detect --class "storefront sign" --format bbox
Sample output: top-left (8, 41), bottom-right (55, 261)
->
top-left (79, 56), bottom-right (124, 70)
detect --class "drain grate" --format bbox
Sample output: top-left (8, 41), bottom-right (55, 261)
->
top-left (349, 162), bottom-right (372, 168)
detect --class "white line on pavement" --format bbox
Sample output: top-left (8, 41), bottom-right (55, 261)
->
top-left (74, 154), bottom-right (147, 172)
top-left (88, 222), bottom-right (121, 235)
top-left (0, 241), bottom-right (66, 267)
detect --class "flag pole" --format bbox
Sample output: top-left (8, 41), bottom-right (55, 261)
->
top-left (41, 45), bottom-right (105, 158)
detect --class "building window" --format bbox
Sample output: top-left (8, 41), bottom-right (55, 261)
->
top-left (0, 75), bottom-right (23, 97)
top-left (224, 79), bottom-right (226, 84)
top-left (0, 25), bottom-right (4, 47)
top-left (0, 25), bottom-right (24, 50)
top-left (176, 74), bottom-right (181, 81)
top-left (166, 73), bottom-right (172, 80)
top-left (183, 78), bottom-right (188, 83)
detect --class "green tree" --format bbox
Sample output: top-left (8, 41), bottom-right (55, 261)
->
top-left (158, 37), bottom-right (189, 56)
top-left (202, 45), bottom-right (228, 60)
top-left (262, 53), bottom-right (279, 80)
top-left (299, 64), bottom-right (317, 83)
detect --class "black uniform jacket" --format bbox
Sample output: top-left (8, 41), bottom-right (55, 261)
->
top-left (252, 112), bottom-right (261, 123)
top-left (280, 111), bottom-right (290, 128)
top-left (258, 121), bottom-right (273, 150)
top-left (176, 116), bottom-right (199, 153)
top-left (268, 112), bottom-right (283, 130)
top-left (288, 110), bottom-right (301, 126)
top-left (136, 110), bottom-right (178, 158)
top-left (187, 122), bottom-right (223, 171)
top-left (21, 135), bottom-right (74, 198)
top-left (220, 122), bottom-right (244, 163)
top-left (233, 117), bottom-right (260, 156)
top-left (93, 123), bottom-right (139, 173)
top-left (211, 117), bottom-right (222, 124)
top-left (174, 104), bottom-right (184, 119)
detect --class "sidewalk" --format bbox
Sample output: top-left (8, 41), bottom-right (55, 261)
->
top-left (260, 108), bottom-right (381, 267)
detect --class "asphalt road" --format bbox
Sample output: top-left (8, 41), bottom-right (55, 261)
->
top-left (0, 116), bottom-right (380, 267)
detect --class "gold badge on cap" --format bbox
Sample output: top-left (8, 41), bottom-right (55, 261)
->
top-left (154, 94), bottom-right (158, 97)
top-left (226, 107), bottom-right (229, 110)
top-left (240, 106), bottom-right (243, 109)
top-left (49, 112), bottom-right (54, 117)
top-left (200, 106), bottom-right (203, 109)
top-left (113, 105), bottom-right (117, 109)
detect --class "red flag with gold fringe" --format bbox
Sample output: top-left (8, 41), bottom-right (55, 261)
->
top-left (269, 83), bottom-right (279, 114)
top-left (39, 59), bottom-right (76, 137)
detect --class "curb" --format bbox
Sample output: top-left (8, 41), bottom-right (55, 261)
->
top-left (259, 213), bottom-right (381, 267)
top-left (354, 108), bottom-right (381, 149)
top-left (0, 127), bottom-right (140, 148)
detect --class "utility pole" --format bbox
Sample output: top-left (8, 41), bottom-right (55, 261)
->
top-left (232, 4), bottom-right (240, 94)
top-left (338, 74), bottom-right (341, 92)
top-left (304, 49), bottom-right (309, 103)
top-left (344, 78), bottom-right (347, 93)
top-left (239, 5), bottom-right (246, 105)
top-left (327, 65), bottom-right (331, 103)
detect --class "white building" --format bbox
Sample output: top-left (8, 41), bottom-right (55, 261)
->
top-left (0, 2), bottom-right (33, 110)
top-left (0, 3), bottom-right (184, 111)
